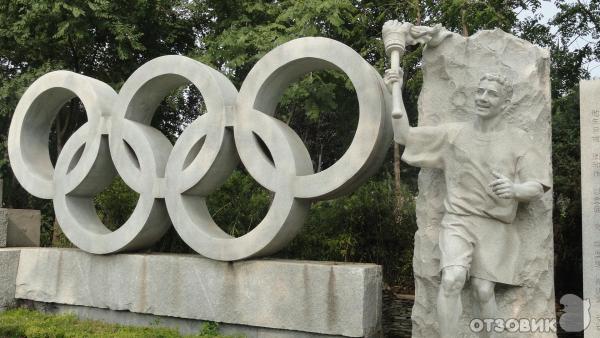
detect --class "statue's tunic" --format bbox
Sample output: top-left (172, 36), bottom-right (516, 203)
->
top-left (402, 122), bottom-right (549, 285)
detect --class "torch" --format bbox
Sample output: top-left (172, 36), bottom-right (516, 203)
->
top-left (382, 21), bottom-right (412, 119)
top-left (382, 21), bottom-right (446, 119)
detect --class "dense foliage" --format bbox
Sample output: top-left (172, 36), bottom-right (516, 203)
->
top-left (0, 0), bottom-right (593, 295)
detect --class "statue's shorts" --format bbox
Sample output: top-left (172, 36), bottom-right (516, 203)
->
top-left (439, 213), bottom-right (520, 285)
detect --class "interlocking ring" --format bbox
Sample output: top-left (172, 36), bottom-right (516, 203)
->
top-left (8, 37), bottom-right (392, 260)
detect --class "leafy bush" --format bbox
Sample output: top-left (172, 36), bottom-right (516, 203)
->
top-left (94, 177), bottom-right (139, 231)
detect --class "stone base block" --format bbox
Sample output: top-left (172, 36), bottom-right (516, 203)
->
top-left (14, 248), bottom-right (382, 337)
top-left (28, 301), bottom-right (342, 338)
top-left (0, 249), bottom-right (21, 311)
top-left (0, 209), bottom-right (41, 247)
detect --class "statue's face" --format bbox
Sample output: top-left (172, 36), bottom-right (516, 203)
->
top-left (475, 79), bottom-right (508, 119)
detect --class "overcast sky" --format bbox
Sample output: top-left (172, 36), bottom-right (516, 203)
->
top-left (518, 0), bottom-right (600, 77)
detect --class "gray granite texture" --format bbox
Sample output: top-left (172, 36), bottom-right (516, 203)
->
top-left (411, 28), bottom-right (555, 337)
top-left (581, 80), bottom-right (600, 337)
top-left (0, 209), bottom-right (40, 248)
top-left (4, 209), bottom-right (40, 247)
top-left (0, 249), bottom-right (20, 311)
top-left (0, 209), bottom-right (7, 247)
top-left (14, 248), bottom-right (382, 337)
top-left (30, 301), bottom-right (351, 338)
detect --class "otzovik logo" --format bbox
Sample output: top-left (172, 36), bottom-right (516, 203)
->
top-left (559, 294), bottom-right (591, 332)
top-left (469, 294), bottom-right (592, 333)
top-left (8, 38), bottom-right (391, 261)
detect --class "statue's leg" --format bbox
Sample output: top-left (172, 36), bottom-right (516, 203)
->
top-left (471, 277), bottom-right (497, 337)
top-left (471, 277), bottom-right (496, 317)
top-left (438, 214), bottom-right (474, 337)
top-left (438, 265), bottom-right (468, 338)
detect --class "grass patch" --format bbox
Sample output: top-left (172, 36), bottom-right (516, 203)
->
top-left (0, 308), bottom-right (241, 338)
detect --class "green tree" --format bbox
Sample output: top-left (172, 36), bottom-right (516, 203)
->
top-left (516, 0), bottom-right (600, 297)
top-left (0, 0), bottom-right (198, 242)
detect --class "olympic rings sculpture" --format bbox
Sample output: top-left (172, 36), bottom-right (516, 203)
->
top-left (8, 37), bottom-right (392, 261)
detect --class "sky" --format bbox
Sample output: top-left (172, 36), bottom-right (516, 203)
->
top-left (518, 0), bottom-right (600, 78)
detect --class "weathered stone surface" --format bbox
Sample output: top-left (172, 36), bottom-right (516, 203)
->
top-left (581, 80), bottom-right (600, 337)
top-left (15, 248), bottom-right (382, 337)
top-left (30, 301), bottom-right (344, 338)
top-left (0, 249), bottom-right (20, 311)
top-left (0, 209), bottom-right (7, 247)
top-left (1, 209), bottom-right (41, 247)
top-left (411, 29), bottom-right (555, 337)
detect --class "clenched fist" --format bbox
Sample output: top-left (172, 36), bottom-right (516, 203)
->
top-left (489, 171), bottom-right (515, 199)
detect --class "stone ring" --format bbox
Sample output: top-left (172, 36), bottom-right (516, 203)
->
top-left (8, 37), bottom-right (391, 260)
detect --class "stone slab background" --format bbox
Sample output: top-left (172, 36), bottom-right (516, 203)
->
top-left (0, 208), bottom-right (40, 247)
top-left (581, 80), bottom-right (600, 338)
top-left (411, 28), bottom-right (555, 338)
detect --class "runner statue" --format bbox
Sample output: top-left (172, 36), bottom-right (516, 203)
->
top-left (383, 24), bottom-right (550, 337)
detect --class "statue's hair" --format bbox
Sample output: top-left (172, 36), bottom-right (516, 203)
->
top-left (480, 73), bottom-right (513, 99)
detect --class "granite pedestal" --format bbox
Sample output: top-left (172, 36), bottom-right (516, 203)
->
top-left (1, 248), bottom-right (382, 337)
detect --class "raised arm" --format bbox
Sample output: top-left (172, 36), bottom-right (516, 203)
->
top-left (383, 69), bottom-right (410, 145)
top-left (381, 21), bottom-right (451, 145)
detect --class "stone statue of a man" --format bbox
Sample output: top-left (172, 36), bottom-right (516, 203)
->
top-left (385, 69), bottom-right (550, 337)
